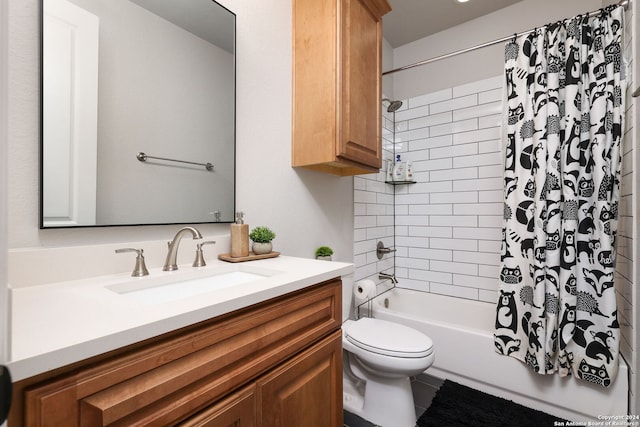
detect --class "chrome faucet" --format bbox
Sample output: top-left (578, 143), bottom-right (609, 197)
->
top-left (376, 241), bottom-right (397, 259)
top-left (163, 226), bottom-right (203, 271)
top-left (115, 248), bottom-right (149, 277)
top-left (379, 272), bottom-right (398, 284)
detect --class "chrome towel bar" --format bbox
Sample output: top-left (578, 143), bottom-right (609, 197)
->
top-left (136, 152), bottom-right (213, 171)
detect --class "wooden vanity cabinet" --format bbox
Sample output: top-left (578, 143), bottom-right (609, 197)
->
top-left (180, 330), bottom-right (342, 427)
top-left (257, 331), bottom-right (342, 426)
top-left (10, 279), bottom-right (343, 427)
top-left (179, 385), bottom-right (256, 427)
top-left (292, 0), bottom-right (392, 176)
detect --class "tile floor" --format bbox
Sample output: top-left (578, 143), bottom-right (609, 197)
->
top-left (343, 374), bottom-right (444, 427)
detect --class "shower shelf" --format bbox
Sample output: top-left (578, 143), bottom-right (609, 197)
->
top-left (385, 180), bottom-right (416, 185)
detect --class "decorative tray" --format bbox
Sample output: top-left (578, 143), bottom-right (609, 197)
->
top-left (218, 251), bottom-right (280, 263)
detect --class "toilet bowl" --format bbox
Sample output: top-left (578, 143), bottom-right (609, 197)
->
top-left (342, 317), bottom-right (434, 427)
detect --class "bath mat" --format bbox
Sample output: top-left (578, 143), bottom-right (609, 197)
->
top-left (417, 380), bottom-right (565, 427)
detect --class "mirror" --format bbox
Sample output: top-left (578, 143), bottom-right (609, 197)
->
top-left (40, 0), bottom-right (236, 228)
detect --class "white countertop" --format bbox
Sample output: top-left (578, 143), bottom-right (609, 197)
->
top-left (8, 255), bottom-right (352, 381)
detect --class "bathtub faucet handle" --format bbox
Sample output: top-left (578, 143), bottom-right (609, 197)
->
top-left (376, 241), bottom-right (397, 259)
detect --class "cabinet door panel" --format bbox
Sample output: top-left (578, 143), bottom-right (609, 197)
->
top-left (338, 0), bottom-right (382, 170)
top-left (291, 0), bottom-right (337, 167)
top-left (257, 331), bottom-right (342, 427)
top-left (179, 385), bottom-right (255, 427)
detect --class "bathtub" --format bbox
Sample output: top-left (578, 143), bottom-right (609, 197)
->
top-left (368, 288), bottom-right (629, 422)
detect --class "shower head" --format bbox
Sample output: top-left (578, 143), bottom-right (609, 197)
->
top-left (382, 98), bottom-right (403, 113)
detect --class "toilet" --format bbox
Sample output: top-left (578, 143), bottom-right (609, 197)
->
top-left (342, 280), bottom-right (434, 427)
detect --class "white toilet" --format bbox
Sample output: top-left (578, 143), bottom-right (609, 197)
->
top-left (342, 280), bottom-right (434, 427)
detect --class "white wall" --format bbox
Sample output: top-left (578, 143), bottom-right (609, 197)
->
top-left (390, 0), bottom-right (603, 100)
top-left (381, 37), bottom-right (393, 98)
top-left (6, 0), bottom-right (355, 263)
top-left (228, 0), bottom-right (354, 261)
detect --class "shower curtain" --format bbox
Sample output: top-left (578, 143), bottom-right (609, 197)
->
top-left (494, 5), bottom-right (624, 387)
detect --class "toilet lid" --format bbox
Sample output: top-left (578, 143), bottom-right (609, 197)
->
top-left (344, 318), bottom-right (433, 358)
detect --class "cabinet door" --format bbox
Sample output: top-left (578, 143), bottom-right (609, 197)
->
top-left (179, 386), bottom-right (255, 427)
top-left (257, 331), bottom-right (342, 427)
top-left (338, 0), bottom-right (383, 170)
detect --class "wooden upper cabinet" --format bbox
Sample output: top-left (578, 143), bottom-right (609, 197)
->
top-left (292, 0), bottom-right (392, 176)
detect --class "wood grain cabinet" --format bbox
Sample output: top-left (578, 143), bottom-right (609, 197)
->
top-left (10, 279), bottom-right (342, 427)
top-left (257, 331), bottom-right (342, 427)
top-left (179, 385), bottom-right (256, 427)
top-left (292, 0), bottom-right (392, 176)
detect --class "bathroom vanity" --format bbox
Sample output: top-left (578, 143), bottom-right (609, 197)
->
top-left (7, 253), bottom-right (351, 426)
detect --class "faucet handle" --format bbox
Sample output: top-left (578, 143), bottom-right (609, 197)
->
top-left (116, 248), bottom-right (150, 277)
top-left (193, 241), bottom-right (216, 267)
top-left (376, 241), bottom-right (397, 259)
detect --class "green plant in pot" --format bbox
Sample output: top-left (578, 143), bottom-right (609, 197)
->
top-left (249, 226), bottom-right (276, 255)
top-left (315, 246), bottom-right (334, 260)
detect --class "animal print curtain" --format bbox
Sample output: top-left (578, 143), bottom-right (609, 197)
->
top-left (495, 5), bottom-right (625, 387)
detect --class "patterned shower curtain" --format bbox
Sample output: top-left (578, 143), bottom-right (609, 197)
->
top-left (494, 5), bottom-right (625, 387)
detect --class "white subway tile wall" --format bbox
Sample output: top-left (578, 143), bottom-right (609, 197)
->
top-left (392, 75), bottom-right (503, 302)
top-left (353, 106), bottom-right (396, 286)
top-left (355, 76), bottom-right (504, 301)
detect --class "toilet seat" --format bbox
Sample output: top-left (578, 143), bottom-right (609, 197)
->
top-left (344, 318), bottom-right (433, 358)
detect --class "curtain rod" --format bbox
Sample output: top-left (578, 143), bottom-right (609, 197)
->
top-left (382, 0), bottom-right (630, 76)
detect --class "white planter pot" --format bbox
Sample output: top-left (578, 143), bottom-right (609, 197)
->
top-left (252, 242), bottom-right (272, 255)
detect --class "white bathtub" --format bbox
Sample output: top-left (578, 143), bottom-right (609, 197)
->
top-left (368, 288), bottom-right (629, 422)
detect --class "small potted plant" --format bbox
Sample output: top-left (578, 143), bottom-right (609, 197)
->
top-left (315, 246), bottom-right (334, 261)
top-left (249, 226), bottom-right (276, 255)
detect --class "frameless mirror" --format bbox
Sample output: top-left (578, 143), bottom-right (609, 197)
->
top-left (40, 0), bottom-right (235, 228)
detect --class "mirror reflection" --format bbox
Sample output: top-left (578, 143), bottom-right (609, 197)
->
top-left (41, 0), bottom-right (236, 228)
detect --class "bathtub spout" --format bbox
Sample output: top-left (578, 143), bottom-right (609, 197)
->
top-left (379, 272), bottom-right (398, 284)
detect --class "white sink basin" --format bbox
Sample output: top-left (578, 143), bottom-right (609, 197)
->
top-left (106, 266), bottom-right (280, 305)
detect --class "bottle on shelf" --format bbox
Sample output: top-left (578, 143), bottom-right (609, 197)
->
top-left (405, 160), bottom-right (413, 181)
top-left (392, 154), bottom-right (404, 181)
top-left (386, 158), bottom-right (394, 181)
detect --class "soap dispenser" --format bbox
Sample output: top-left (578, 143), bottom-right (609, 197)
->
top-left (230, 211), bottom-right (249, 258)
